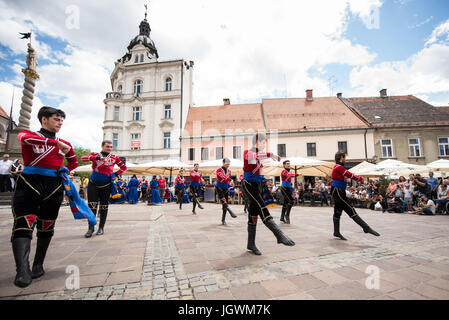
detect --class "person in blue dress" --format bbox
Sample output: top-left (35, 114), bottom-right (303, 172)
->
top-left (127, 175), bottom-right (139, 204)
top-left (110, 176), bottom-right (125, 204)
top-left (149, 176), bottom-right (162, 205)
top-left (121, 179), bottom-right (128, 201)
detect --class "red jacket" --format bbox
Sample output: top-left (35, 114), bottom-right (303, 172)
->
top-left (281, 169), bottom-right (299, 183)
top-left (190, 170), bottom-right (202, 183)
top-left (216, 167), bottom-right (232, 184)
top-left (81, 152), bottom-right (127, 176)
top-left (18, 130), bottom-right (78, 171)
top-left (331, 164), bottom-right (362, 184)
top-left (243, 149), bottom-right (272, 176)
top-left (158, 178), bottom-right (166, 188)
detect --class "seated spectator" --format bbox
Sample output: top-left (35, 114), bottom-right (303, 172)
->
top-left (404, 184), bottom-right (413, 212)
top-left (386, 180), bottom-right (397, 202)
top-left (434, 184), bottom-right (448, 213)
top-left (413, 195), bottom-right (436, 215)
top-left (411, 174), bottom-right (431, 198)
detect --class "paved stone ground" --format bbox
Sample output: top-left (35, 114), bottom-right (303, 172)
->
top-left (0, 201), bottom-right (448, 300)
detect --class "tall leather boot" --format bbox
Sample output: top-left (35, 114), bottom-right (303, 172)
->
top-left (221, 208), bottom-right (227, 225)
top-left (224, 203), bottom-right (237, 218)
top-left (96, 212), bottom-right (107, 235)
top-left (84, 222), bottom-right (95, 238)
top-left (247, 224), bottom-right (261, 255)
top-left (280, 206), bottom-right (286, 223)
top-left (285, 206), bottom-right (292, 224)
top-left (12, 237), bottom-right (32, 288)
top-left (333, 217), bottom-right (347, 240)
top-left (179, 196), bottom-right (182, 209)
top-left (192, 200), bottom-right (197, 215)
top-left (195, 197), bottom-right (204, 209)
top-left (31, 237), bottom-right (52, 279)
top-left (264, 218), bottom-right (295, 246)
top-left (351, 215), bottom-right (380, 236)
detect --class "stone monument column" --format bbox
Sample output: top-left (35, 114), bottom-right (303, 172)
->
top-left (6, 43), bottom-right (40, 157)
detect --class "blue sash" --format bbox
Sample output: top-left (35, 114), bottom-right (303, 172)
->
top-left (90, 170), bottom-right (110, 183)
top-left (282, 181), bottom-right (294, 190)
top-left (243, 172), bottom-right (264, 183)
top-left (331, 179), bottom-right (347, 190)
top-left (216, 181), bottom-right (230, 189)
top-left (22, 166), bottom-right (97, 225)
top-left (190, 180), bottom-right (201, 187)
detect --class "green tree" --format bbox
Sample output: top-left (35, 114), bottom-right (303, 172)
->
top-left (63, 146), bottom-right (91, 175)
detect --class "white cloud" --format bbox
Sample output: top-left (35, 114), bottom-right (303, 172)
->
top-left (425, 17), bottom-right (449, 46)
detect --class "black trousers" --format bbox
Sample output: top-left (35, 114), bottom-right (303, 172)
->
top-left (242, 180), bottom-right (272, 225)
top-left (87, 179), bottom-right (110, 224)
top-left (216, 187), bottom-right (229, 207)
top-left (0, 174), bottom-right (12, 192)
top-left (279, 186), bottom-right (294, 209)
top-left (331, 186), bottom-right (358, 219)
top-left (175, 186), bottom-right (184, 204)
top-left (141, 188), bottom-right (147, 200)
top-left (11, 174), bottom-right (63, 241)
top-left (190, 185), bottom-right (201, 208)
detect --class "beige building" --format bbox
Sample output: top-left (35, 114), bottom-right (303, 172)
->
top-left (347, 90), bottom-right (449, 165)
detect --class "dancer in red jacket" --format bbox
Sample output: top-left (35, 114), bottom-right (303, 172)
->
top-left (280, 160), bottom-right (300, 224)
top-left (216, 158), bottom-right (237, 225)
top-left (11, 106), bottom-right (78, 288)
top-left (331, 151), bottom-right (380, 240)
top-left (81, 141), bottom-right (127, 237)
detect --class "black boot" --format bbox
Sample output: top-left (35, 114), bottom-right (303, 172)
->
top-left (285, 206), bottom-right (292, 224)
top-left (247, 224), bottom-right (261, 255)
top-left (352, 215), bottom-right (380, 236)
top-left (264, 218), bottom-right (295, 246)
top-left (221, 209), bottom-right (227, 225)
top-left (12, 237), bottom-right (32, 288)
top-left (333, 217), bottom-right (347, 240)
top-left (196, 197), bottom-right (204, 210)
top-left (280, 206), bottom-right (286, 223)
top-left (31, 237), bottom-right (52, 279)
top-left (84, 223), bottom-right (95, 238)
top-left (224, 203), bottom-right (237, 218)
top-left (96, 212), bottom-right (107, 235)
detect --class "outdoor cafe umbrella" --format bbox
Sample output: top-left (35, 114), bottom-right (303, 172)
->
top-left (195, 158), bottom-right (244, 175)
top-left (124, 159), bottom-right (190, 184)
top-left (349, 161), bottom-right (375, 175)
top-left (410, 159), bottom-right (449, 177)
top-left (355, 159), bottom-right (427, 178)
top-left (263, 157), bottom-right (335, 178)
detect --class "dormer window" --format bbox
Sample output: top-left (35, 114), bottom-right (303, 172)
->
top-left (134, 80), bottom-right (143, 94)
top-left (134, 55), bottom-right (138, 63)
top-left (165, 77), bottom-right (172, 91)
top-left (140, 54), bottom-right (144, 63)
top-left (117, 85), bottom-right (122, 93)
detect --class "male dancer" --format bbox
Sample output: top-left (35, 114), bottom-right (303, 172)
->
top-left (140, 176), bottom-right (148, 201)
top-left (331, 151), bottom-right (380, 240)
top-left (175, 169), bottom-right (186, 209)
top-left (12, 106), bottom-right (78, 287)
top-left (81, 141), bottom-right (127, 237)
top-left (239, 173), bottom-right (248, 213)
top-left (190, 163), bottom-right (205, 214)
top-left (242, 133), bottom-right (295, 255)
top-left (216, 158), bottom-right (237, 225)
top-left (280, 160), bottom-right (300, 224)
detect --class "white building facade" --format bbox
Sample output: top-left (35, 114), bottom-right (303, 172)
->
top-left (103, 15), bottom-right (193, 163)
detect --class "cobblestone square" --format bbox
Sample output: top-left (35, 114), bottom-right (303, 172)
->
top-left (0, 202), bottom-right (448, 300)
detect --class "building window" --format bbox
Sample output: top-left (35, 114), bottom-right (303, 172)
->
top-left (201, 147), bottom-right (209, 160)
top-left (338, 141), bottom-right (348, 154)
top-left (164, 132), bottom-right (171, 149)
top-left (133, 80), bottom-right (143, 94)
top-left (117, 85), bottom-right (122, 93)
top-left (381, 139), bottom-right (393, 158)
top-left (165, 77), bottom-right (172, 91)
top-left (112, 133), bottom-right (118, 150)
top-left (133, 106), bottom-right (142, 120)
top-left (277, 144), bottom-right (286, 158)
top-left (233, 146), bottom-right (242, 159)
top-left (439, 137), bottom-right (449, 156)
top-left (307, 143), bottom-right (316, 157)
top-left (408, 138), bottom-right (421, 157)
top-left (131, 133), bottom-right (141, 150)
top-left (188, 148), bottom-right (195, 161)
top-left (216, 147), bottom-right (224, 160)
top-left (140, 54), bottom-right (144, 63)
top-left (113, 106), bottom-right (120, 121)
top-left (134, 55), bottom-right (138, 63)
top-left (164, 105), bottom-right (171, 119)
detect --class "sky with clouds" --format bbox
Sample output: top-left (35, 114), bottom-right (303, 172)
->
top-left (0, 0), bottom-right (448, 150)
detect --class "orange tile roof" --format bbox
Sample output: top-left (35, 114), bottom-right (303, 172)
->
top-left (0, 106), bottom-right (10, 119)
top-left (183, 103), bottom-right (265, 136)
top-left (262, 97), bottom-right (369, 131)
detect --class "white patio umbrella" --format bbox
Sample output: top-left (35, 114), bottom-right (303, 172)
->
top-left (263, 157), bottom-right (334, 177)
top-left (349, 161), bottom-right (375, 175)
top-left (410, 159), bottom-right (449, 177)
top-left (73, 162), bottom-right (137, 173)
top-left (356, 159), bottom-right (427, 178)
top-left (196, 159), bottom-right (244, 175)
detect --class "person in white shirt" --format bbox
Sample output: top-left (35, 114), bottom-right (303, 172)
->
top-left (414, 195), bottom-right (435, 215)
top-left (0, 154), bottom-right (14, 192)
